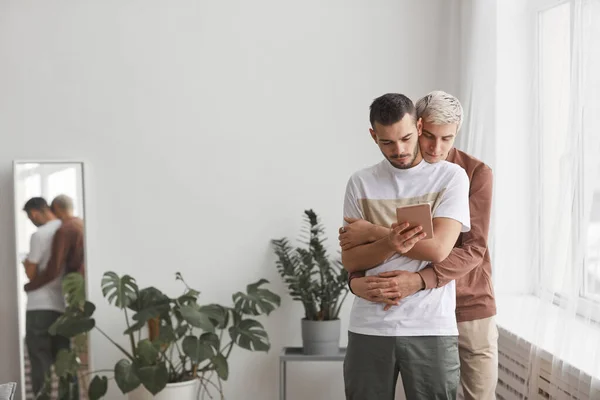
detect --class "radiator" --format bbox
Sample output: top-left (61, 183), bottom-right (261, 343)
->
top-left (496, 326), bottom-right (600, 400)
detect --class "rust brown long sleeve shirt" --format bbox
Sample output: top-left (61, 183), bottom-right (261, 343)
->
top-left (25, 216), bottom-right (85, 292)
top-left (416, 148), bottom-right (496, 322)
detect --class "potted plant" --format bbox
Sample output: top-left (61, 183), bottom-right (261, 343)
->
top-left (47, 271), bottom-right (280, 400)
top-left (271, 209), bottom-right (349, 355)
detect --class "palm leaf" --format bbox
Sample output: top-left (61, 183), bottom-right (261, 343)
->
top-left (228, 319), bottom-right (270, 352)
top-left (232, 279), bottom-right (281, 316)
top-left (101, 272), bottom-right (138, 309)
top-left (62, 273), bottom-right (86, 308)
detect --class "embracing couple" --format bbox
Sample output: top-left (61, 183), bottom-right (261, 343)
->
top-left (341, 91), bottom-right (497, 400)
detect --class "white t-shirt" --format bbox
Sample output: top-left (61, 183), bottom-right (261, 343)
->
top-left (26, 219), bottom-right (66, 312)
top-left (343, 158), bottom-right (470, 336)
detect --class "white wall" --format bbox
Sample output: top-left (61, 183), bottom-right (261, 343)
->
top-left (0, 1), bottom-right (460, 399)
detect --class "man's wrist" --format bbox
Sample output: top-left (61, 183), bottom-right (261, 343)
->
top-left (370, 225), bottom-right (390, 243)
top-left (384, 233), bottom-right (400, 254)
top-left (347, 271), bottom-right (363, 295)
top-left (416, 264), bottom-right (437, 289)
top-left (415, 272), bottom-right (425, 290)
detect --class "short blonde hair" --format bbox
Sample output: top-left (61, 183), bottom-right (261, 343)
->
top-left (416, 90), bottom-right (463, 131)
top-left (52, 194), bottom-right (74, 211)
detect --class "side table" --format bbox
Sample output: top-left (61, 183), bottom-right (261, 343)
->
top-left (279, 347), bottom-right (346, 400)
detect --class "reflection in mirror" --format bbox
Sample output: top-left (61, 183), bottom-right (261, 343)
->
top-left (14, 162), bottom-right (88, 400)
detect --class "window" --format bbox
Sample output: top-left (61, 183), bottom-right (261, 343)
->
top-left (20, 174), bottom-right (41, 255)
top-left (47, 167), bottom-right (79, 216)
top-left (537, 0), bottom-right (600, 309)
top-left (585, 166), bottom-right (600, 301)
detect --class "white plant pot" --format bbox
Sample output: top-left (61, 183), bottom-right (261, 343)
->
top-left (128, 379), bottom-right (200, 400)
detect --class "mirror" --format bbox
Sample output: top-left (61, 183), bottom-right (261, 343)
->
top-left (13, 161), bottom-right (89, 400)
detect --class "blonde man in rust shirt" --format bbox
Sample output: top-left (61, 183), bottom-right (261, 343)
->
top-left (340, 91), bottom-right (497, 400)
top-left (25, 194), bottom-right (85, 292)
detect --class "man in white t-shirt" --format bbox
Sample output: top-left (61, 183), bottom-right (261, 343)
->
top-left (342, 93), bottom-right (470, 399)
top-left (22, 197), bottom-right (69, 396)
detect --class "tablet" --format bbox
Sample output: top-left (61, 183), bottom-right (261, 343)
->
top-left (395, 203), bottom-right (434, 240)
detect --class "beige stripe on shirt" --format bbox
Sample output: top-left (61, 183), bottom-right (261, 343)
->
top-left (358, 189), bottom-right (446, 227)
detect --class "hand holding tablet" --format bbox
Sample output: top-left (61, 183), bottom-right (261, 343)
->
top-left (395, 203), bottom-right (434, 239)
top-left (387, 203), bottom-right (433, 254)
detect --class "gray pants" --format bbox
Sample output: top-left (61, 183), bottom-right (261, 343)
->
top-left (344, 332), bottom-right (460, 400)
top-left (25, 310), bottom-right (71, 396)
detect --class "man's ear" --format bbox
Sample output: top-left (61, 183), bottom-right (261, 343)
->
top-left (416, 117), bottom-right (423, 136)
top-left (369, 128), bottom-right (378, 144)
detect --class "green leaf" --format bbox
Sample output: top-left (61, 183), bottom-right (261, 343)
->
top-left (200, 332), bottom-right (220, 354)
top-left (211, 353), bottom-right (229, 380)
top-left (182, 336), bottom-right (200, 362)
top-left (137, 339), bottom-right (159, 366)
top-left (198, 304), bottom-right (227, 328)
top-left (62, 272), bottom-right (86, 308)
top-left (114, 359), bottom-right (141, 394)
top-left (233, 279), bottom-right (281, 316)
top-left (182, 335), bottom-right (215, 364)
top-left (175, 324), bottom-right (190, 339)
top-left (123, 289), bottom-right (171, 337)
top-left (152, 324), bottom-right (177, 346)
top-left (101, 272), bottom-right (138, 309)
top-left (229, 319), bottom-right (270, 352)
top-left (82, 301), bottom-right (96, 318)
top-left (54, 349), bottom-right (78, 377)
top-left (123, 319), bottom-right (147, 335)
top-left (127, 305), bottom-right (170, 335)
top-left (129, 287), bottom-right (170, 313)
top-left (179, 305), bottom-right (215, 332)
top-left (48, 316), bottom-right (62, 336)
top-left (49, 315), bottom-right (95, 338)
top-left (177, 289), bottom-right (200, 305)
top-left (88, 376), bottom-right (108, 400)
top-left (137, 363), bottom-right (168, 395)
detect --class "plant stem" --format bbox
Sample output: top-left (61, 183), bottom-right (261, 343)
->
top-left (160, 351), bottom-right (177, 375)
top-left (124, 307), bottom-right (137, 358)
top-left (198, 376), bottom-right (215, 400)
top-left (218, 376), bottom-right (224, 400)
top-left (198, 372), bottom-right (223, 398)
top-left (94, 326), bottom-right (134, 360)
top-left (83, 369), bottom-right (114, 377)
top-left (223, 342), bottom-right (234, 359)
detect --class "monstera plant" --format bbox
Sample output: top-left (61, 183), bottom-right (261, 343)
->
top-left (47, 271), bottom-right (280, 400)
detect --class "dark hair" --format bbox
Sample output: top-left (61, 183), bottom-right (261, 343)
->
top-left (23, 197), bottom-right (49, 213)
top-left (369, 93), bottom-right (417, 128)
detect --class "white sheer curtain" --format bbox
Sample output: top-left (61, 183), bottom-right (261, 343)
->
top-left (525, 0), bottom-right (600, 397)
top-left (455, 0), bottom-right (496, 170)
top-left (459, 0), bottom-right (600, 397)
top-left (454, 0), bottom-right (498, 263)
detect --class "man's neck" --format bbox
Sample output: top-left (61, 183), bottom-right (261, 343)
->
top-left (40, 212), bottom-right (57, 225)
top-left (61, 213), bottom-right (75, 221)
top-left (411, 151), bottom-right (423, 167)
